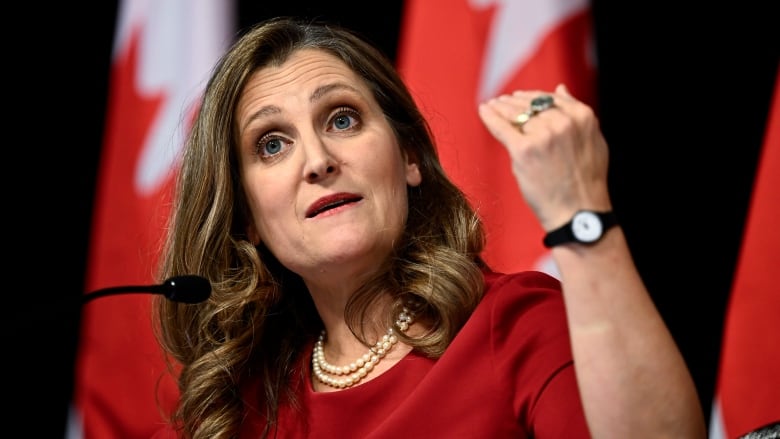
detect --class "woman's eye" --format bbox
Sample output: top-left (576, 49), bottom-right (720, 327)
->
top-left (333, 114), bottom-right (352, 130)
top-left (256, 135), bottom-right (288, 159)
top-left (329, 108), bottom-right (360, 132)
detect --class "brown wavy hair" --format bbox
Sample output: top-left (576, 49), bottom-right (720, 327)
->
top-left (153, 16), bottom-right (487, 439)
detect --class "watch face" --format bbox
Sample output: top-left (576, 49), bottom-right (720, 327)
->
top-left (572, 211), bottom-right (603, 243)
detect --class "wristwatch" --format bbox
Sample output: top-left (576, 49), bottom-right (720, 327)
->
top-left (543, 210), bottom-right (618, 248)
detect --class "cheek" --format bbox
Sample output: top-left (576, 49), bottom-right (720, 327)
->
top-left (242, 176), bottom-right (289, 238)
top-left (251, 192), bottom-right (283, 227)
top-left (383, 165), bottom-right (413, 219)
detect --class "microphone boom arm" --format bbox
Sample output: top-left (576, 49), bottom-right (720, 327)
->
top-left (81, 276), bottom-right (211, 304)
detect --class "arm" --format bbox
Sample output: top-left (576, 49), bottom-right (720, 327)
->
top-left (477, 84), bottom-right (706, 438)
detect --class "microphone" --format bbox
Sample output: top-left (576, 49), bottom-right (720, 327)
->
top-left (82, 275), bottom-right (212, 304)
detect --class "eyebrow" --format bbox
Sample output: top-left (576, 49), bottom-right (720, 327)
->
top-left (241, 82), bottom-right (363, 131)
top-left (310, 83), bottom-right (362, 102)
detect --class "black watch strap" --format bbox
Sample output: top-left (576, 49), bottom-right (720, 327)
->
top-left (543, 210), bottom-right (618, 248)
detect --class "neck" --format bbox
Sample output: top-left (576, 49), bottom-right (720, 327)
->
top-left (311, 305), bottom-right (414, 389)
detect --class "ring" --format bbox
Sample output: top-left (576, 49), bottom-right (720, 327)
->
top-left (530, 95), bottom-right (555, 113)
top-left (512, 94), bottom-right (555, 131)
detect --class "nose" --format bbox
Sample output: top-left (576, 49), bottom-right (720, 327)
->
top-left (301, 134), bottom-right (339, 183)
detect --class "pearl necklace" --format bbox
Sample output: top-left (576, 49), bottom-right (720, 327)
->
top-left (312, 306), bottom-right (414, 389)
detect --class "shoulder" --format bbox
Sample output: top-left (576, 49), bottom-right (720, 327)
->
top-left (482, 267), bottom-right (561, 291)
top-left (480, 267), bottom-right (564, 313)
top-left (149, 425), bottom-right (178, 439)
top-left (472, 267), bottom-right (572, 361)
top-left (448, 267), bottom-right (570, 352)
top-left (455, 268), bottom-right (583, 428)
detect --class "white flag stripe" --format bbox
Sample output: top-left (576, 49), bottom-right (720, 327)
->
top-left (110, 0), bottom-right (233, 194)
top-left (472, 0), bottom-right (588, 101)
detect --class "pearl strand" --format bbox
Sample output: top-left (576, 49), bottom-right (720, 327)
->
top-left (312, 306), bottom-right (414, 389)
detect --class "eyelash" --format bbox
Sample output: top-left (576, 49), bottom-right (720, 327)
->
top-left (253, 106), bottom-right (362, 160)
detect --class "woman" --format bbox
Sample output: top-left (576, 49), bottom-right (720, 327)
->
top-left (151, 16), bottom-right (705, 438)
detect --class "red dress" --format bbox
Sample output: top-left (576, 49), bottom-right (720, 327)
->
top-left (154, 269), bottom-right (591, 438)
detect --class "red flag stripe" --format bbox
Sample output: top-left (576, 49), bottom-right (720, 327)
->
top-left (70, 2), bottom-right (234, 437)
top-left (711, 69), bottom-right (780, 439)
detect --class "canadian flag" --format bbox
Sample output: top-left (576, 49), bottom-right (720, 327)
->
top-left (709, 71), bottom-right (780, 438)
top-left (395, 0), bottom-right (597, 275)
top-left (69, 1), bottom-right (233, 438)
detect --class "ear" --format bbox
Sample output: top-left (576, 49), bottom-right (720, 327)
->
top-left (404, 150), bottom-right (422, 187)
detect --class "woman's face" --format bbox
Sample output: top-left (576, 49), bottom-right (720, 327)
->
top-left (235, 49), bottom-right (421, 289)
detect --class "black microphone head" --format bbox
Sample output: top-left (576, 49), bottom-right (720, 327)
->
top-left (162, 275), bottom-right (212, 304)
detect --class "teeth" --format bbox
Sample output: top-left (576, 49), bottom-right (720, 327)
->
top-left (309, 201), bottom-right (342, 218)
top-left (317, 200), bottom-right (346, 215)
top-left (309, 197), bottom-right (360, 218)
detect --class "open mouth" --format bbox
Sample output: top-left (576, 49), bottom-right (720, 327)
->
top-left (306, 194), bottom-right (363, 218)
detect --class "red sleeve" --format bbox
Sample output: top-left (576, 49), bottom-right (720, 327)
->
top-left (149, 425), bottom-right (177, 438)
top-left (485, 270), bottom-right (591, 437)
top-left (530, 363), bottom-right (591, 437)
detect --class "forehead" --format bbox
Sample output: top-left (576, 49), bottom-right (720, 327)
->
top-left (235, 49), bottom-right (377, 131)
top-left (245, 49), bottom-right (367, 99)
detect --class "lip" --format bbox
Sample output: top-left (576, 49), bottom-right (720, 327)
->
top-left (305, 192), bottom-right (363, 218)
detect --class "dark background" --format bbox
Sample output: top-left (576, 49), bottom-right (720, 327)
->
top-left (9, 1), bottom-right (777, 437)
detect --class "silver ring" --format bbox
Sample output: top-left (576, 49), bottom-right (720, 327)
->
top-left (529, 95), bottom-right (555, 113)
top-left (512, 94), bottom-right (555, 131)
